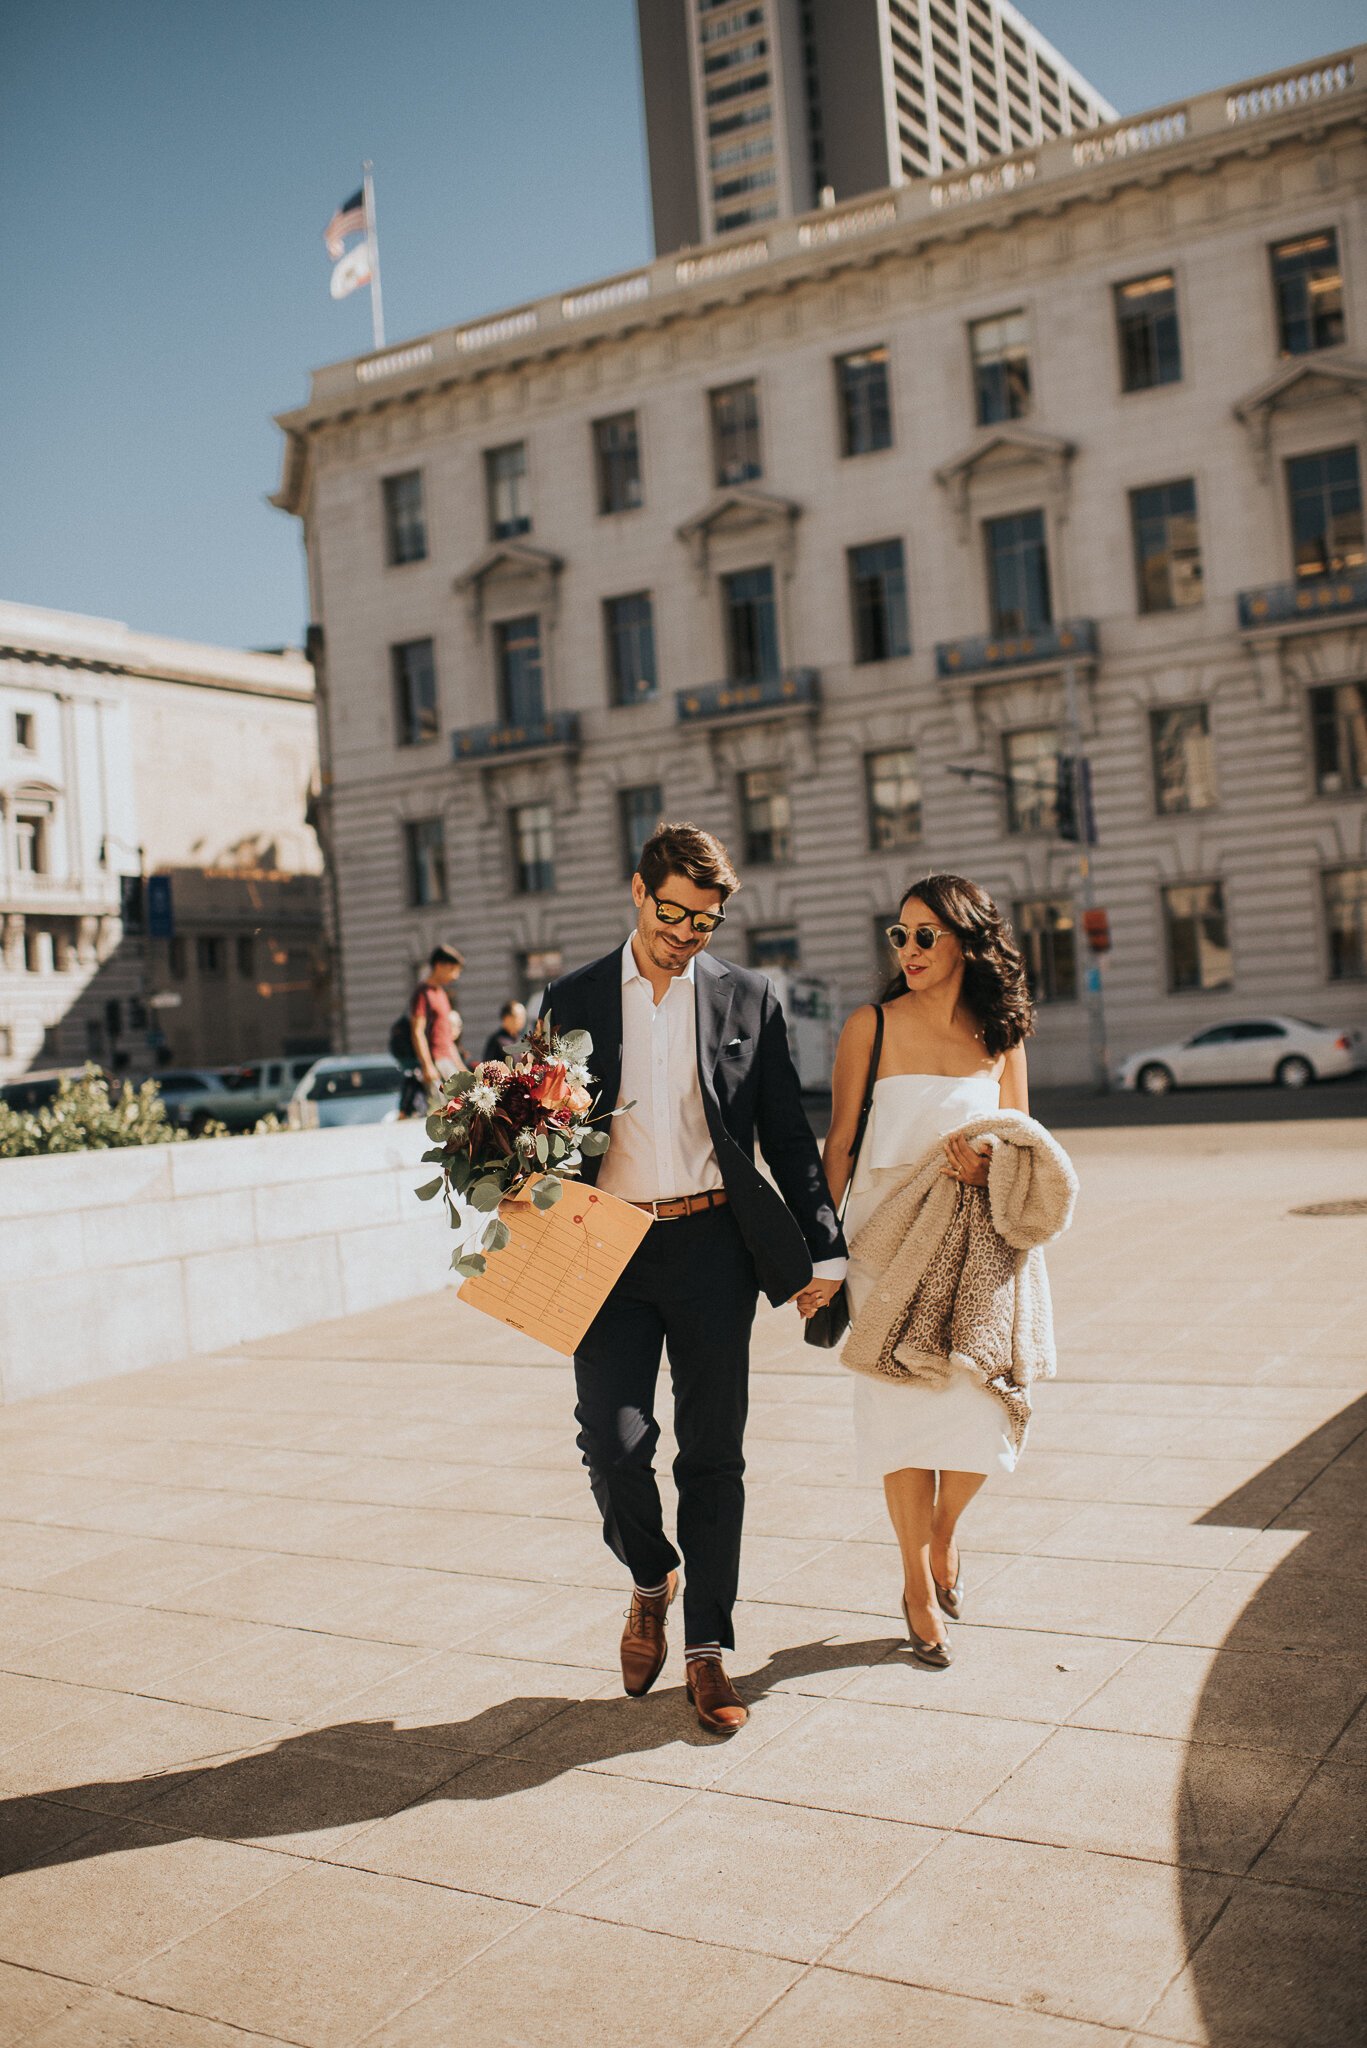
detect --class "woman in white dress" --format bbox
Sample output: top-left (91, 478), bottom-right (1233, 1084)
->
top-left (796, 874), bottom-right (1035, 1667)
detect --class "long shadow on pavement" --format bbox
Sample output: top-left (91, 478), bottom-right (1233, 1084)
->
top-left (1179, 1393), bottom-right (1367, 2046)
top-left (1, 1634), bottom-right (901, 1880)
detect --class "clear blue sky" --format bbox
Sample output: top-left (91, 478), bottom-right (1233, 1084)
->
top-left (2, 0), bottom-right (1360, 651)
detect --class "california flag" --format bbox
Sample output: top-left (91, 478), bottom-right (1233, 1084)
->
top-left (329, 242), bottom-right (372, 300)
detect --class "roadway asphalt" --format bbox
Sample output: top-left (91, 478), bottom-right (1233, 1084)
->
top-left (805, 1071), bottom-right (1367, 1136)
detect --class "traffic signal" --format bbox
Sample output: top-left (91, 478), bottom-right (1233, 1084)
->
top-left (1081, 908), bottom-right (1112, 953)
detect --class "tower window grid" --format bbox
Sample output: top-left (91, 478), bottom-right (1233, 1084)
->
top-left (881, 0), bottom-right (1106, 184)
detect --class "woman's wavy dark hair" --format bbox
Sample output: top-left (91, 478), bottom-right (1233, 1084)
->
top-left (878, 873), bottom-right (1035, 1056)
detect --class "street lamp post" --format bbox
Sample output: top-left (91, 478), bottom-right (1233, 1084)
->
top-left (1061, 660), bottom-right (1109, 1093)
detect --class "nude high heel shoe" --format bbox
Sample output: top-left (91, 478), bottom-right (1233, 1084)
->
top-left (934, 1558), bottom-right (964, 1621)
top-left (902, 1593), bottom-right (952, 1668)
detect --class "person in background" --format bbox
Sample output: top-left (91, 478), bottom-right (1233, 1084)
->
top-left (481, 999), bottom-right (527, 1064)
top-left (399, 943), bottom-right (467, 1117)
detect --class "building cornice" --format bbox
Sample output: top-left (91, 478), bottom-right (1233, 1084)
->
top-left (271, 46), bottom-right (1364, 515)
top-left (0, 641), bottom-right (314, 706)
top-left (0, 603), bottom-right (314, 706)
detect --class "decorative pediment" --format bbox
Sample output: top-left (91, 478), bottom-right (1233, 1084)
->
top-left (2, 776), bottom-right (62, 809)
top-left (453, 542), bottom-right (564, 630)
top-left (676, 487), bottom-right (802, 582)
top-left (1233, 357), bottom-right (1367, 478)
top-left (934, 427), bottom-right (1076, 539)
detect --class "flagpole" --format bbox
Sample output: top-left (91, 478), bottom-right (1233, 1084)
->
top-left (362, 160), bottom-right (386, 351)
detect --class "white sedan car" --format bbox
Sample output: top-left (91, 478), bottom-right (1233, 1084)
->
top-left (1115, 1016), bottom-right (1366, 1094)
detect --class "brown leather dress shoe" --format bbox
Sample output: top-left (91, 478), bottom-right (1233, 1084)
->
top-left (685, 1656), bottom-right (749, 1735)
top-left (620, 1572), bottom-right (678, 1696)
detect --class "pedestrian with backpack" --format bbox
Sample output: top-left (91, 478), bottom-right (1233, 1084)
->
top-left (393, 944), bottom-right (468, 1117)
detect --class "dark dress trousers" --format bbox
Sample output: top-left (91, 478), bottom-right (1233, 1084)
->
top-left (542, 947), bottom-right (845, 1648)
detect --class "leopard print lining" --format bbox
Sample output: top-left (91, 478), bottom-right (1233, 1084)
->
top-left (871, 1182), bottom-right (1033, 1453)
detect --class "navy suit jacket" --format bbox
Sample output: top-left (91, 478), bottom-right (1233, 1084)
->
top-left (543, 945), bottom-right (845, 1307)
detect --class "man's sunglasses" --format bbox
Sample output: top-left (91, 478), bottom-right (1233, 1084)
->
top-left (886, 921), bottom-right (952, 952)
top-left (650, 892), bottom-right (726, 934)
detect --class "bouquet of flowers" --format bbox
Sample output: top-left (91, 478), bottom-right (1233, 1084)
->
top-left (415, 1014), bottom-right (620, 1279)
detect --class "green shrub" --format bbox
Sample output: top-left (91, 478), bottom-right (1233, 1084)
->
top-left (0, 1065), bottom-right (222, 1158)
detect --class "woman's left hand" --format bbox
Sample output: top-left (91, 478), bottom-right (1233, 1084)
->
top-left (942, 1133), bottom-right (990, 1187)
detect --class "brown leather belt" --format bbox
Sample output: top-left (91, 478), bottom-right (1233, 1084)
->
top-left (630, 1189), bottom-right (729, 1221)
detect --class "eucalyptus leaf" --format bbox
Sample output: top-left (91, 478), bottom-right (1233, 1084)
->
top-left (414, 1176), bottom-right (444, 1201)
top-left (482, 1217), bottom-right (511, 1254)
top-left (445, 1069), bottom-right (479, 1096)
top-left (578, 1129), bottom-right (610, 1155)
top-left (420, 1147), bottom-right (445, 1164)
top-left (531, 1176), bottom-right (564, 1211)
top-left (560, 1029), bottom-right (592, 1059)
top-left (453, 1252), bottom-right (486, 1278)
top-left (425, 1115), bottom-right (449, 1142)
top-left (534, 1131), bottom-right (549, 1166)
top-left (470, 1177), bottom-right (504, 1212)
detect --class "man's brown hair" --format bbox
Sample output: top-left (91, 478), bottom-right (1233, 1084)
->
top-left (637, 821), bottom-right (740, 901)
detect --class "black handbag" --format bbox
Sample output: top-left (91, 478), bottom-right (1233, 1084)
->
top-left (803, 1006), bottom-right (884, 1349)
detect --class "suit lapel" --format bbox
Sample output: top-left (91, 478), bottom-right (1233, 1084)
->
top-left (577, 949), bottom-right (624, 1119)
top-left (693, 951), bottom-right (735, 1118)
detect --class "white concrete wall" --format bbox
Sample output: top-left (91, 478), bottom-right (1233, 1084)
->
top-left (0, 1122), bottom-right (444, 1404)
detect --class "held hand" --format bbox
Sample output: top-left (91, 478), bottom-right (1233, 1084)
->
top-left (792, 1277), bottom-right (843, 1320)
top-left (941, 1133), bottom-right (990, 1188)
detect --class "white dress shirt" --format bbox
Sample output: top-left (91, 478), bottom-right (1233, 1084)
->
top-left (595, 937), bottom-right (847, 1285)
top-left (596, 938), bottom-right (723, 1203)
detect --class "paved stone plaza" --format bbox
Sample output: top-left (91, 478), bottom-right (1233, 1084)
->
top-left (1, 1117), bottom-right (1364, 2046)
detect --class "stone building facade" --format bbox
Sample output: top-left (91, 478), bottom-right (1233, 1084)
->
top-left (273, 49), bottom-right (1367, 1086)
top-left (0, 603), bottom-right (330, 1080)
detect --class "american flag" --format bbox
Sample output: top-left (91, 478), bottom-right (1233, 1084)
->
top-left (324, 188), bottom-right (366, 260)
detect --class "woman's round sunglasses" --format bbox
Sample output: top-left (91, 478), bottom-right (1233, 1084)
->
top-left (885, 921), bottom-right (952, 952)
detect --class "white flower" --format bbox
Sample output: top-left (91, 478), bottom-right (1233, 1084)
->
top-left (468, 1082), bottom-right (499, 1114)
top-left (565, 1060), bottom-right (592, 1088)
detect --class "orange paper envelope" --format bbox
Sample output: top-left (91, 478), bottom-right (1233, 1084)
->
top-left (457, 1180), bottom-right (652, 1355)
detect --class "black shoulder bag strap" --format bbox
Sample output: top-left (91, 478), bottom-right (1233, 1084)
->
top-left (841, 1004), bottom-right (885, 1220)
top-left (803, 1004), bottom-right (884, 1350)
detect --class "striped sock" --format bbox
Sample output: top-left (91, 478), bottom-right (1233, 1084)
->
top-left (633, 1579), bottom-right (671, 1600)
top-left (684, 1641), bottom-right (723, 1662)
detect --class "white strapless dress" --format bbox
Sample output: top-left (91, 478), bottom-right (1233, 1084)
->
top-left (846, 1073), bottom-right (1026, 1482)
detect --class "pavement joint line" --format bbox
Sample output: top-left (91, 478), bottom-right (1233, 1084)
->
top-left (728, 1962), bottom-right (821, 2048)
top-left (812, 1953), bottom-right (1153, 2038)
top-left (345, 1905), bottom-right (555, 2048)
top-left (0, 1970), bottom-right (302, 2048)
top-left (1133, 1879), bottom-right (1242, 2042)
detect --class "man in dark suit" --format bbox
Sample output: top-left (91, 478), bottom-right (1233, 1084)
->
top-left (543, 821), bottom-right (846, 1734)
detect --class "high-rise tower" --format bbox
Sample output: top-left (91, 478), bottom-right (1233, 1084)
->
top-left (636, 0), bottom-right (1117, 252)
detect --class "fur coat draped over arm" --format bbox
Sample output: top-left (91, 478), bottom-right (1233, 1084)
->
top-left (840, 1111), bottom-right (1078, 1452)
